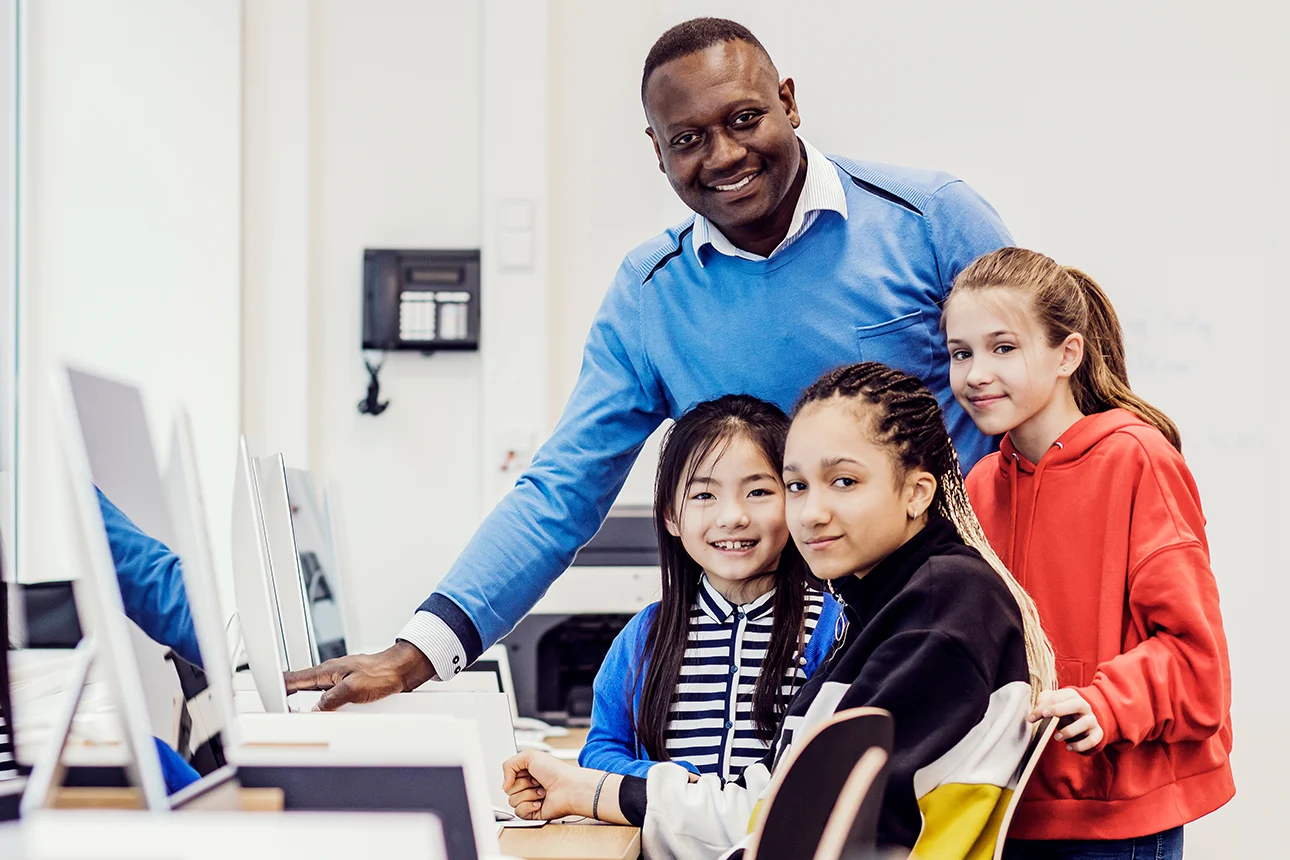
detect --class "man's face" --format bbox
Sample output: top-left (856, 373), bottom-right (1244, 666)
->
top-left (644, 40), bottom-right (802, 239)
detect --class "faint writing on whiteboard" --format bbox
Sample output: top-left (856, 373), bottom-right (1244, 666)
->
top-left (1122, 312), bottom-right (1213, 380)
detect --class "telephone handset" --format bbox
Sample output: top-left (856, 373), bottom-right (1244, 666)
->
top-left (362, 248), bottom-right (480, 353)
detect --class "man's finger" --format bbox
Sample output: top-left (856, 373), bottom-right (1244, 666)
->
top-left (315, 676), bottom-right (358, 711)
top-left (283, 666), bottom-right (330, 692)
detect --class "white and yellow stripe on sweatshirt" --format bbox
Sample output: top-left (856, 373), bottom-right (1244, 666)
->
top-left (908, 681), bottom-right (1032, 860)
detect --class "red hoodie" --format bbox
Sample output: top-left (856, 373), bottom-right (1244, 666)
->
top-left (966, 409), bottom-right (1233, 840)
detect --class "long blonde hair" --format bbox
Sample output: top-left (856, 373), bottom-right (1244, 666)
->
top-left (947, 247), bottom-right (1181, 451)
top-left (794, 362), bottom-right (1057, 704)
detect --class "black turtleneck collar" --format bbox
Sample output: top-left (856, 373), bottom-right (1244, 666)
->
top-left (830, 515), bottom-right (964, 630)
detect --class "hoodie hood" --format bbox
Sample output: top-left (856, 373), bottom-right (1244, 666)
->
top-left (997, 408), bottom-right (1148, 475)
top-left (990, 409), bottom-right (1156, 576)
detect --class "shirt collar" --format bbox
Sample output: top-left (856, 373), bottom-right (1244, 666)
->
top-left (691, 137), bottom-right (848, 266)
top-left (697, 574), bottom-right (778, 623)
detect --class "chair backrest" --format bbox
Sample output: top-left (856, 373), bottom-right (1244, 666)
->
top-left (811, 745), bottom-right (891, 860)
top-left (746, 707), bottom-right (895, 860)
top-left (992, 715), bottom-right (1059, 860)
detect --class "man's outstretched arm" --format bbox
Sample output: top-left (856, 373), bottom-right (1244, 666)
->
top-left (286, 259), bottom-right (669, 707)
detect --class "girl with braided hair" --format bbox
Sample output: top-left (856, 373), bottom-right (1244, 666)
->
top-left (502, 361), bottom-right (1055, 860)
top-left (944, 247), bottom-right (1233, 860)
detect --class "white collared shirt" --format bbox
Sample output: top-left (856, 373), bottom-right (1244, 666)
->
top-left (691, 137), bottom-right (848, 265)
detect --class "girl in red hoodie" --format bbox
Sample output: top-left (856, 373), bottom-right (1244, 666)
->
top-left (942, 247), bottom-right (1233, 860)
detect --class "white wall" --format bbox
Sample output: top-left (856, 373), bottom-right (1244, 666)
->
top-left (0, 0), bottom-right (17, 578)
top-left (547, 2), bottom-right (1287, 855)
top-left (546, 1), bottom-right (672, 507)
top-left (17, 1), bottom-right (241, 599)
top-left (243, 0), bottom-right (486, 652)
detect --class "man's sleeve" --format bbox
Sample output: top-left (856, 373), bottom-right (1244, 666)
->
top-left (399, 261), bottom-right (669, 674)
top-left (923, 179), bottom-right (1013, 298)
top-left (97, 489), bottom-right (202, 668)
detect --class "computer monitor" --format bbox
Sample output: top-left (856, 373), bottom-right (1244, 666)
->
top-left (50, 365), bottom-right (238, 809)
top-left (254, 454), bottom-right (317, 672)
top-left (161, 407), bottom-right (239, 750)
top-left (229, 437), bottom-right (290, 714)
top-left (285, 468), bottom-right (348, 660)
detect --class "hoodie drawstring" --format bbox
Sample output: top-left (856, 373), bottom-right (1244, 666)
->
top-left (1007, 453), bottom-right (1020, 574)
top-left (1011, 439), bottom-right (1064, 584)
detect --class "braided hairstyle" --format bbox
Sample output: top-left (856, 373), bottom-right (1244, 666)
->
top-left (795, 362), bottom-right (1056, 703)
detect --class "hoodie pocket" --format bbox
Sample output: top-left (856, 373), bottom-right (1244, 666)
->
top-left (1044, 657), bottom-right (1115, 799)
top-left (854, 310), bottom-right (935, 379)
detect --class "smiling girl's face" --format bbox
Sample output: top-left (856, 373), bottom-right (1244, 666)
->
top-left (665, 433), bottom-right (789, 601)
top-left (782, 398), bottom-right (933, 581)
top-left (944, 288), bottom-right (1081, 443)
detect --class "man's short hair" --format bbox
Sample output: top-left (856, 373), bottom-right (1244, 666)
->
top-left (641, 17), bottom-right (774, 103)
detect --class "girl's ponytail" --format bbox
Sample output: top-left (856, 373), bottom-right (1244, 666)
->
top-left (1065, 267), bottom-right (1182, 451)
top-left (947, 248), bottom-right (1181, 451)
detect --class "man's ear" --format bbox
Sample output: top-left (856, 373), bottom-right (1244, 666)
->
top-left (1057, 332), bottom-right (1085, 379)
top-left (905, 469), bottom-right (937, 520)
top-left (779, 77), bottom-right (800, 128)
top-left (646, 127), bottom-right (666, 174)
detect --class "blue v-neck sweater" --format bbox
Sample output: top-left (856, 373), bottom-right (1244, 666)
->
top-left (419, 156), bottom-right (1011, 659)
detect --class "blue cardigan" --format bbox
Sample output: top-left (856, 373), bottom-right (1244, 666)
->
top-left (418, 156), bottom-right (1009, 662)
top-left (580, 591), bottom-right (841, 777)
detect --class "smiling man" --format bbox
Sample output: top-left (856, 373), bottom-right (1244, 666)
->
top-left (285, 18), bottom-right (1014, 708)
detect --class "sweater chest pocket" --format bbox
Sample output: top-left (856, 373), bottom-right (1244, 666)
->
top-left (854, 310), bottom-right (936, 379)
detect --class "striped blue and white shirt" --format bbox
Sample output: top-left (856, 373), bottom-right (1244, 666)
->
top-left (581, 577), bottom-right (841, 781)
top-left (664, 578), bottom-right (827, 780)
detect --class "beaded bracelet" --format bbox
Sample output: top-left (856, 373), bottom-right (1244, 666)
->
top-left (591, 772), bottom-right (610, 820)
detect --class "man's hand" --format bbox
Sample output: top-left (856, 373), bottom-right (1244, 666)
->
top-left (282, 641), bottom-right (434, 711)
top-left (502, 749), bottom-right (612, 822)
top-left (1030, 688), bottom-right (1104, 754)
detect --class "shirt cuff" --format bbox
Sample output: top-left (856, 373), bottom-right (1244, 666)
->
top-left (397, 611), bottom-right (467, 682)
top-left (618, 775), bottom-right (647, 826)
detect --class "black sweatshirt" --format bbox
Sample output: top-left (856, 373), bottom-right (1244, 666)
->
top-left (620, 517), bottom-right (1035, 859)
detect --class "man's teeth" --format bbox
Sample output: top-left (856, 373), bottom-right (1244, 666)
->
top-left (713, 540), bottom-right (757, 550)
top-left (714, 174), bottom-right (754, 192)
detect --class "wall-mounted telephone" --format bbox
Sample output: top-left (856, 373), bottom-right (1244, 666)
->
top-left (362, 248), bottom-right (480, 352)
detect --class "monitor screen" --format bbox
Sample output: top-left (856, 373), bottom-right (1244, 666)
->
top-left (64, 367), bottom-right (231, 797)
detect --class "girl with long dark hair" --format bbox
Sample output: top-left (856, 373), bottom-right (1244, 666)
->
top-left (579, 394), bottom-right (839, 781)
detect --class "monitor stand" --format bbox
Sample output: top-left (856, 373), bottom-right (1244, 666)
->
top-left (19, 638), bottom-right (165, 813)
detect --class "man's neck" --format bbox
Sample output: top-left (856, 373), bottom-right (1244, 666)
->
top-left (718, 151), bottom-right (809, 258)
